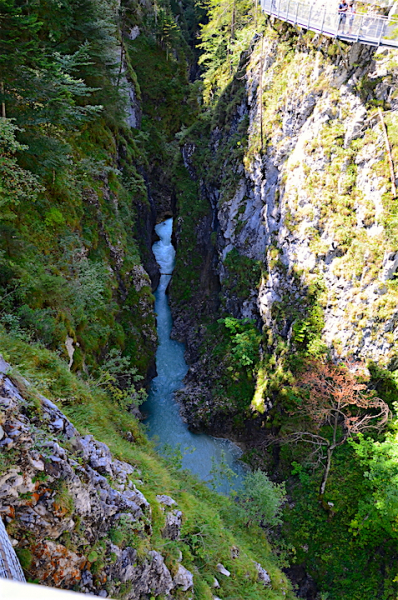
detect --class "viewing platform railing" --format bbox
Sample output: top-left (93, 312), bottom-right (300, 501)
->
top-left (260, 0), bottom-right (398, 48)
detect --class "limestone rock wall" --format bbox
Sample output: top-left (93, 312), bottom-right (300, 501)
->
top-left (208, 37), bottom-right (398, 364)
top-left (0, 358), bottom-right (192, 599)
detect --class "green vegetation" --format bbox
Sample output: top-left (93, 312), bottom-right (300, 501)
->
top-left (15, 548), bottom-right (33, 572)
top-left (167, 6), bottom-right (398, 598)
top-left (219, 317), bottom-right (261, 369)
top-left (0, 330), bottom-right (293, 599)
top-left (281, 441), bottom-right (398, 600)
top-left (5, 0), bottom-right (398, 596)
top-left (223, 249), bottom-right (262, 302)
top-left (239, 470), bottom-right (286, 529)
top-left (0, 0), bottom-right (160, 377)
top-left (185, 317), bottom-right (261, 428)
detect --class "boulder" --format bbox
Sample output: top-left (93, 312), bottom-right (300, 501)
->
top-left (30, 541), bottom-right (86, 587)
top-left (254, 561), bottom-right (271, 587)
top-left (156, 494), bottom-right (176, 507)
top-left (113, 548), bottom-right (174, 599)
top-left (173, 564), bottom-right (193, 591)
top-left (162, 510), bottom-right (182, 540)
top-left (216, 563), bottom-right (230, 577)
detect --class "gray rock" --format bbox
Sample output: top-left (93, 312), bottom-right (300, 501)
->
top-left (254, 561), bottom-right (271, 586)
top-left (0, 437), bottom-right (14, 449)
top-left (114, 547), bottom-right (138, 582)
top-left (50, 417), bottom-right (64, 431)
top-left (0, 361), bottom-right (172, 598)
top-left (0, 355), bottom-right (11, 374)
top-left (216, 563), bottom-right (230, 577)
top-left (129, 25), bottom-right (140, 40)
top-left (81, 570), bottom-right (93, 587)
top-left (380, 251), bottom-right (398, 282)
top-left (124, 486), bottom-right (150, 510)
top-left (156, 494), bottom-right (176, 507)
top-left (173, 564), bottom-right (193, 591)
top-left (129, 405), bottom-right (144, 420)
top-left (162, 510), bottom-right (182, 540)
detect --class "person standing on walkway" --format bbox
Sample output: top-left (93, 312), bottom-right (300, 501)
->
top-left (338, 0), bottom-right (348, 33)
top-left (348, 0), bottom-right (356, 34)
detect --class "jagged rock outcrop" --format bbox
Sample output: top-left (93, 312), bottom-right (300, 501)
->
top-left (213, 40), bottom-right (398, 363)
top-left (172, 31), bottom-right (398, 432)
top-left (0, 358), bottom-right (193, 598)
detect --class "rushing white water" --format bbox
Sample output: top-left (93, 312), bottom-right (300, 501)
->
top-left (143, 218), bottom-right (247, 493)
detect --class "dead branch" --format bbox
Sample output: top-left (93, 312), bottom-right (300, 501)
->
top-left (379, 106), bottom-right (397, 197)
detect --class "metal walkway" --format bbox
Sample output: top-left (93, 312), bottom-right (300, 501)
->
top-left (0, 518), bottom-right (25, 582)
top-left (260, 0), bottom-right (398, 48)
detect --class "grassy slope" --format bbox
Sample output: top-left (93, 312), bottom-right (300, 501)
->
top-left (0, 328), bottom-right (293, 600)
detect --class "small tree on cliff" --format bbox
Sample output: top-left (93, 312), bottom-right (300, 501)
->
top-left (239, 470), bottom-right (286, 529)
top-left (278, 361), bottom-right (390, 499)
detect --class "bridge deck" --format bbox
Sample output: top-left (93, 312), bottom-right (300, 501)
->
top-left (260, 0), bottom-right (398, 48)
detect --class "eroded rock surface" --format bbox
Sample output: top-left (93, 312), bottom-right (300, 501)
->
top-left (172, 35), bottom-right (398, 434)
top-left (0, 359), bottom-right (193, 599)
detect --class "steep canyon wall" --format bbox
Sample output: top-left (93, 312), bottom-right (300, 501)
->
top-left (171, 28), bottom-right (398, 427)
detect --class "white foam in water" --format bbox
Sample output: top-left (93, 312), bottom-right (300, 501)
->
top-left (143, 218), bottom-right (247, 494)
top-left (153, 219), bottom-right (176, 275)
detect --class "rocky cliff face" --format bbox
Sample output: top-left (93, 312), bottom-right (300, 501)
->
top-left (171, 29), bottom-right (398, 430)
top-left (0, 358), bottom-right (192, 598)
top-left (225, 38), bottom-right (398, 364)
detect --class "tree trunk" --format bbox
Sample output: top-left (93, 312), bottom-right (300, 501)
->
top-left (319, 445), bottom-right (333, 498)
top-left (319, 407), bottom-right (339, 498)
top-left (1, 82), bottom-right (6, 118)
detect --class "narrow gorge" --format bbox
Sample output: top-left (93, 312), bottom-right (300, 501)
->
top-left (1, 0), bottom-right (398, 598)
top-left (144, 218), bottom-right (246, 491)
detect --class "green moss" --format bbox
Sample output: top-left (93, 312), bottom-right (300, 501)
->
top-left (223, 248), bottom-right (262, 300)
top-left (15, 548), bottom-right (33, 572)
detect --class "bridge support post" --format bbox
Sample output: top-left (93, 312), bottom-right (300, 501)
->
top-left (286, 0), bottom-right (291, 22)
top-left (320, 8), bottom-right (326, 35)
top-left (355, 15), bottom-right (364, 42)
top-left (307, 5), bottom-right (313, 30)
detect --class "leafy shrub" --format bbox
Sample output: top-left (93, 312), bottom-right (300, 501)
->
top-left (239, 470), bottom-right (286, 528)
top-left (96, 348), bottom-right (147, 409)
top-left (218, 317), bottom-right (261, 369)
top-left (15, 548), bottom-right (33, 572)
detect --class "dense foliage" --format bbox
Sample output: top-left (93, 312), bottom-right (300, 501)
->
top-left (4, 0), bottom-right (398, 597)
top-left (168, 4), bottom-right (398, 598)
top-left (0, 0), bottom-right (203, 378)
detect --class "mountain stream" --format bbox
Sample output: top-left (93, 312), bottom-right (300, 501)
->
top-left (143, 218), bottom-right (247, 493)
